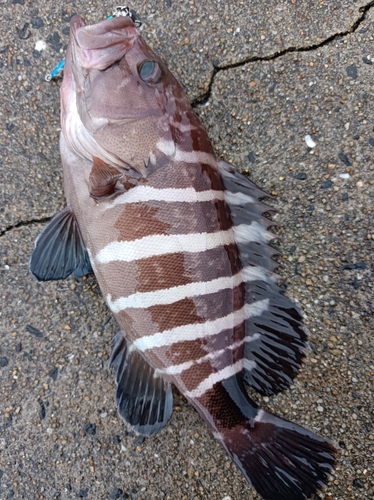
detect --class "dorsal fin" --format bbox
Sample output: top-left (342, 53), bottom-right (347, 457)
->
top-left (218, 160), bottom-right (279, 276)
top-left (29, 206), bottom-right (92, 281)
top-left (89, 156), bottom-right (123, 198)
top-left (218, 160), bottom-right (307, 396)
top-left (109, 331), bottom-right (173, 435)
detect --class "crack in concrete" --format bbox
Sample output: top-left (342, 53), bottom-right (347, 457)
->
top-left (1, 2), bottom-right (373, 237)
top-left (0, 217), bottom-right (51, 238)
top-left (192, 1), bottom-right (374, 107)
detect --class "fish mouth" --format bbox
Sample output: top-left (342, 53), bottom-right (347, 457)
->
top-left (69, 15), bottom-right (138, 70)
top-left (70, 14), bottom-right (86, 34)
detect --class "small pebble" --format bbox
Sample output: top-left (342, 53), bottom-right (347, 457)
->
top-left (34, 40), bottom-right (46, 51)
top-left (305, 135), bottom-right (316, 148)
top-left (0, 357), bottom-right (9, 367)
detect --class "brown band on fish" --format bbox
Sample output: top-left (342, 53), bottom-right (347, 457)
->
top-left (121, 283), bottom-right (245, 336)
top-left (197, 375), bottom-right (254, 427)
top-left (145, 283), bottom-right (245, 332)
top-left (114, 203), bottom-right (171, 240)
top-left (222, 243), bottom-right (243, 276)
top-left (100, 244), bottom-right (243, 302)
top-left (139, 297), bottom-right (203, 332)
top-left (170, 123), bottom-right (184, 144)
top-left (189, 123), bottom-right (215, 157)
top-left (133, 253), bottom-right (190, 291)
top-left (163, 339), bottom-right (215, 366)
top-left (145, 162), bottom-right (224, 191)
top-left (198, 163), bottom-right (225, 191)
top-left (164, 340), bottom-right (247, 393)
top-left (183, 244), bottom-right (241, 282)
top-left (112, 199), bottom-right (232, 241)
top-left (147, 322), bottom-right (246, 369)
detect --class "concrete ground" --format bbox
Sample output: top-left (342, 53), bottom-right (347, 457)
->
top-left (1, 1), bottom-right (373, 499)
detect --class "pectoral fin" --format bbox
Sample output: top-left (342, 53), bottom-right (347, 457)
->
top-left (29, 207), bottom-right (92, 281)
top-left (89, 156), bottom-right (143, 201)
top-left (109, 331), bottom-right (173, 436)
top-left (89, 156), bottom-right (123, 198)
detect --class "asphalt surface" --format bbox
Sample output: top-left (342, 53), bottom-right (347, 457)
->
top-left (1, 1), bottom-right (373, 499)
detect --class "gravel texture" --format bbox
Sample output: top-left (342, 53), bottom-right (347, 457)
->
top-left (1, 1), bottom-right (374, 499)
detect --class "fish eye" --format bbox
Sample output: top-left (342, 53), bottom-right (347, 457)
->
top-left (138, 60), bottom-right (162, 84)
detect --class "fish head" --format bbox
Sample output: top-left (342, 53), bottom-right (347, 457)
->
top-left (61, 15), bottom-right (197, 177)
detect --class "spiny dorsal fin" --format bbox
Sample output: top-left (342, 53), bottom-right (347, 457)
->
top-left (218, 159), bottom-right (279, 274)
top-left (218, 160), bottom-right (307, 395)
top-left (109, 331), bottom-right (173, 436)
top-left (29, 206), bottom-right (92, 281)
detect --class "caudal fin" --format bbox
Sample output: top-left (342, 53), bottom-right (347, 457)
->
top-left (218, 408), bottom-right (336, 500)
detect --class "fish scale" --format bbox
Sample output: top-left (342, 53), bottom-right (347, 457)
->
top-left (29, 13), bottom-right (337, 500)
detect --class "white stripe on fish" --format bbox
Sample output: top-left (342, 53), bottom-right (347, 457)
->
top-left (184, 360), bottom-right (244, 398)
top-left (156, 140), bottom-right (218, 166)
top-left (96, 223), bottom-right (271, 265)
top-left (96, 228), bottom-right (235, 264)
top-left (104, 186), bottom-right (226, 208)
top-left (131, 299), bottom-right (269, 352)
top-left (156, 337), bottom-right (258, 377)
top-left (104, 185), bottom-right (258, 209)
top-left (106, 265), bottom-right (272, 312)
top-left (156, 139), bottom-right (176, 157)
top-left (107, 272), bottom-right (242, 311)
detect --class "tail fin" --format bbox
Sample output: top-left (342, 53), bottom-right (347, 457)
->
top-left (218, 406), bottom-right (336, 500)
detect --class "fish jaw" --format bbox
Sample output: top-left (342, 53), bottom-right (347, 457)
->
top-left (70, 15), bottom-right (138, 71)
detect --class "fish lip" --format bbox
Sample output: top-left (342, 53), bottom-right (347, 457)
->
top-left (69, 14), bottom-right (138, 50)
top-left (70, 14), bottom-right (86, 34)
top-left (68, 15), bottom-right (138, 71)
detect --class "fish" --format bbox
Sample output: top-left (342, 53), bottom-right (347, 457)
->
top-left (29, 13), bottom-right (336, 500)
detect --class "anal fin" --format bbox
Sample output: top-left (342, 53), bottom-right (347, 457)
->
top-left (109, 331), bottom-right (173, 436)
top-left (29, 207), bottom-right (92, 281)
